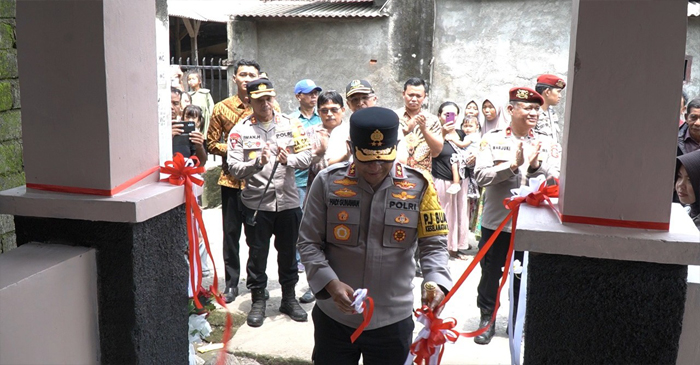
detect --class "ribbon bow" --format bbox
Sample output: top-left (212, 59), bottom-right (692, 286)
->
top-left (407, 177), bottom-right (560, 365)
top-left (161, 153), bottom-right (232, 365)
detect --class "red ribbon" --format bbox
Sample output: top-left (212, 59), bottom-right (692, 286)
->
top-left (407, 179), bottom-right (560, 365)
top-left (26, 165), bottom-right (159, 196)
top-left (350, 295), bottom-right (375, 343)
top-left (161, 153), bottom-right (231, 365)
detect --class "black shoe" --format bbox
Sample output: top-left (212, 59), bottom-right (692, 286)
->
top-left (247, 288), bottom-right (267, 327)
top-left (279, 285), bottom-right (308, 322)
top-left (474, 309), bottom-right (495, 345)
top-left (264, 288), bottom-right (270, 300)
top-left (224, 286), bottom-right (238, 304)
top-left (299, 288), bottom-right (316, 304)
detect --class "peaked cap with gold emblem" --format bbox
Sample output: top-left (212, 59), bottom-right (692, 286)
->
top-left (350, 107), bottom-right (399, 162)
top-left (246, 78), bottom-right (276, 99)
top-left (509, 87), bottom-right (544, 106)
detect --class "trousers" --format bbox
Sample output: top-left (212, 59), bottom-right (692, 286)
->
top-left (476, 227), bottom-right (523, 313)
top-left (311, 306), bottom-right (414, 365)
top-left (242, 205), bottom-right (301, 289)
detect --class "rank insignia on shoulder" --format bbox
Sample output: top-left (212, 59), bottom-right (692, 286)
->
top-left (338, 210), bottom-right (349, 222)
top-left (334, 188), bottom-right (357, 198)
top-left (334, 177), bottom-right (358, 186)
top-left (392, 191), bottom-right (416, 201)
top-left (346, 163), bottom-right (356, 177)
top-left (333, 225), bottom-right (350, 241)
top-left (393, 229), bottom-right (406, 242)
top-left (394, 164), bottom-right (404, 178)
top-left (394, 181), bottom-right (416, 190)
top-left (395, 213), bottom-right (410, 224)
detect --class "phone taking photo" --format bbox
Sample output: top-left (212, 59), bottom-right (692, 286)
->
top-left (445, 112), bottom-right (456, 124)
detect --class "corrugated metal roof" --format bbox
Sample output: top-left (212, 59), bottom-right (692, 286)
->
top-left (690, 1), bottom-right (700, 17)
top-left (168, 0), bottom-right (386, 22)
top-left (234, 1), bottom-right (388, 18)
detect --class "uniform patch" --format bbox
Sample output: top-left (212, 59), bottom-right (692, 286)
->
top-left (418, 180), bottom-right (449, 238)
top-left (394, 181), bottom-right (416, 190)
top-left (334, 177), bottom-right (358, 186)
top-left (421, 210), bottom-right (448, 233)
top-left (479, 140), bottom-right (489, 151)
top-left (248, 151), bottom-right (257, 160)
top-left (393, 229), bottom-right (406, 242)
top-left (392, 191), bottom-right (416, 201)
top-left (395, 213), bottom-right (410, 224)
top-left (329, 198), bottom-right (360, 207)
top-left (394, 164), bottom-right (404, 178)
top-left (389, 201), bottom-right (418, 210)
top-left (333, 225), bottom-right (351, 241)
top-left (334, 188), bottom-right (357, 198)
top-left (229, 133), bottom-right (241, 148)
top-left (550, 144), bottom-right (561, 158)
top-left (338, 211), bottom-right (349, 222)
top-left (346, 163), bottom-right (356, 177)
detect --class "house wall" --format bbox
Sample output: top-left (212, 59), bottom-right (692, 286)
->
top-left (431, 0), bottom-right (572, 117)
top-left (0, 0), bottom-right (19, 253)
top-left (686, 16), bottom-right (700, 100)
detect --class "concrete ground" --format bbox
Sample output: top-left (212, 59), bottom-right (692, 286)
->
top-left (199, 205), bottom-right (516, 365)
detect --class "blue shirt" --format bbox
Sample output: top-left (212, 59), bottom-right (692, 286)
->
top-left (290, 108), bottom-right (322, 188)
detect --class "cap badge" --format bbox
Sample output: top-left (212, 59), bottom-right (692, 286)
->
top-left (516, 89), bottom-right (529, 99)
top-left (350, 79), bottom-right (361, 87)
top-left (555, 80), bottom-right (565, 88)
top-left (371, 129), bottom-right (384, 146)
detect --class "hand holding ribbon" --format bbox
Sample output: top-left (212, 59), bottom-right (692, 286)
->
top-left (406, 177), bottom-right (560, 365)
top-left (350, 288), bottom-right (374, 343)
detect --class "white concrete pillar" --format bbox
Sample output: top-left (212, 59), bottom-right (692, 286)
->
top-left (559, 0), bottom-right (688, 229)
top-left (16, 0), bottom-right (159, 194)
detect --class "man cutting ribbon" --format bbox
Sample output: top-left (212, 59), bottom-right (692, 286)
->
top-left (297, 107), bottom-right (453, 364)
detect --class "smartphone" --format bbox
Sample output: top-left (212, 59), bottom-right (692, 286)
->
top-left (173, 120), bottom-right (196, 147)
top-left (445, 112), bottom-right (456, 124)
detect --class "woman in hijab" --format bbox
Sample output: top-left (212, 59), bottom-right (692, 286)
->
top-left (676, 149), bottom-right (700, 229)
top-left (481, 98), bottom-right (508, 136)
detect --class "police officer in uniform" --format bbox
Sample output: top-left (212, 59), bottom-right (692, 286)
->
top-left (534, 74), bottom-right (566, 142)
top-left (227, 78), bottom-right (312, 327)
top-left (473, 87), bottom-right (561, 345)
top-left (297, 107), bottom-right (452, 364)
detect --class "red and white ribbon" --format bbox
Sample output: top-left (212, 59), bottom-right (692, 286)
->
top-left (350, 288), bottom-right (374, 343)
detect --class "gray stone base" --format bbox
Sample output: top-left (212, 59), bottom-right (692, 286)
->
top-left (524, 253), bottom-right (687, 364)
top-left (15, 205), bottom-right (189, 364)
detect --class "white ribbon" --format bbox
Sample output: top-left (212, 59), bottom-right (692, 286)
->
top-left (403, 311), bottom-right (443, 365)
top-left (351, 288), bottom-right (368, 314)
top-left (509, 251), bottom-right (529, 365)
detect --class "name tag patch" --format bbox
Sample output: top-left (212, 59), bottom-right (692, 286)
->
top-left (329, 198), bottom-right (360, 207)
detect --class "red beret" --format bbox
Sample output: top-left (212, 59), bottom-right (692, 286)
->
top-left (509, 87), bottom-right (544, 105)
top-left (537, 74), bottom-right (566, 89)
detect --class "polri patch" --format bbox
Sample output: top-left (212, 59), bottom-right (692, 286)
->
top-left (333, 225), bottom-right (351, 241)
top-left (334, 177), bottom-right (358, 186)
top-left (392, 191), bottom-right (416, 201)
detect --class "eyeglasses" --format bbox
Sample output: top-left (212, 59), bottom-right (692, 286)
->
top-left (319, 107), bottom-right (341, 114)
top-left (348, 94), bottom-right (374, 104)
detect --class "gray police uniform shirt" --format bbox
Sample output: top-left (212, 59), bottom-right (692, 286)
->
top-left (475, 127), bottom-right (561, 233)
top-left (227, 112), bottom-right (312, 212)
top-left (297, 161), bottom-right (452, 330)
top-left (535, 107), bottom-right (560, 142)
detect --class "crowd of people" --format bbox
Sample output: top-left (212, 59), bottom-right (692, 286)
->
top-left (169, 59), bottom-right (699, 364)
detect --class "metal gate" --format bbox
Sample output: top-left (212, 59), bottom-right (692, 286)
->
top-left (171, 57), bottom-right (229, 103)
